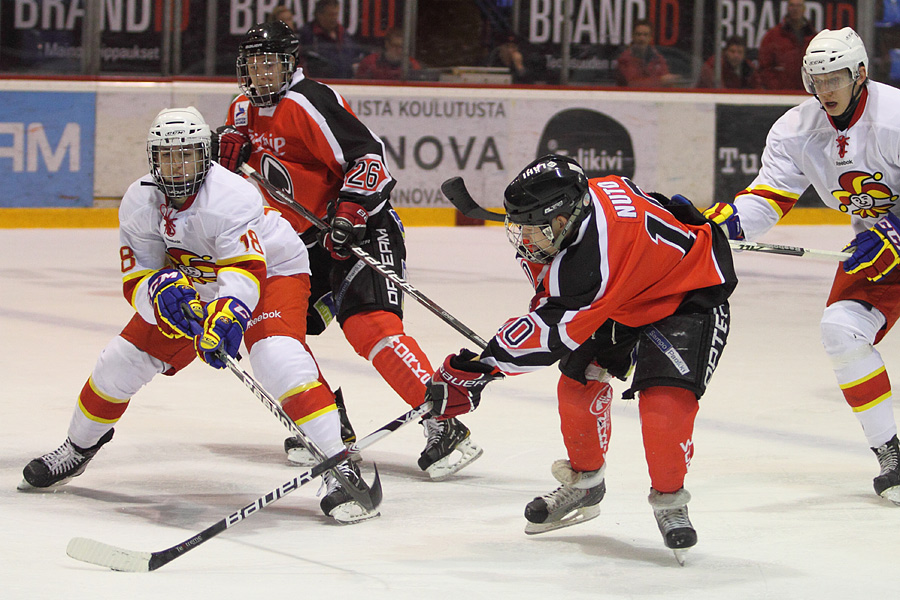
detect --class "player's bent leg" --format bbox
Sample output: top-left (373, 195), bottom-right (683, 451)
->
top-left (249, 336), bottom-right (378, 523)
top-left (20, 336), bottom-right (168, 491)
top-left (821, 301), bottom-right (900, 500)
top-left (343, 310), bottom-right (482, 479)
top-left (557, 371), bottom-right (613, 473)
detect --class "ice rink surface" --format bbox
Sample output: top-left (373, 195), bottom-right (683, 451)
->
top-left (2, 225), bottom-right (899, 599)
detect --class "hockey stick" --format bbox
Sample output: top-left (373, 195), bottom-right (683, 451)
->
top-left (240, 164), bottom-right (488, 349)
top-left (66, 401), bottom-right (432, 572)
top-left (218, 352), bottom-right (382, 513)
top-left (440, 176), bottom-right (852, 261)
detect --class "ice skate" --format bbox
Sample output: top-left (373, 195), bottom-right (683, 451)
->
top-left (319, 460), bottom-right (380, 524)
top-left (285, 389), bottom-right (358, 466)
top-left (649, 487), bottom-right (697, 565)
top-left (417, 417), bottom-right (483, 480)
top-left (18, 429), bottom-right (114, 491)
top-left (872, 435), bottom-right (900, 505)
top-left (524, 460), bottom-right (605, 535)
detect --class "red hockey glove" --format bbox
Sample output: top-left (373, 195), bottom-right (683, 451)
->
top-left (213, 125), bottom-right (251, 173)
top-left (426, 349), bottom-right (503, 419)
top-left (147, 268), bottom-right (204, 339)
top-left (703, 202), bottom-right (745, 240)
top-left (843, 212), bottom-right (900, 282)
top-left (194, 297), bottom-right (252, 369)
top-left (324, 201), bottom-right (368, 260)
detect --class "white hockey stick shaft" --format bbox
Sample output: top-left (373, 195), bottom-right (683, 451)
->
top-left (728, 240), bottom-right (851, 260)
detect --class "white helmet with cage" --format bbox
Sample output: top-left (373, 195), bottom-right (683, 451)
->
top-left (801, 27), bottom-right (868, 94)
top-left (147, 106), bottom-right (212, 199)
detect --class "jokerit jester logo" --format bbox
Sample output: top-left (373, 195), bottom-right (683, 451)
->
top-left (537, 109), bottom-right (635, 179)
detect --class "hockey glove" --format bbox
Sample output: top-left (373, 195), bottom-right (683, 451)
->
top-left (426, 349), bottom-right (503, 419)
top-left (324, 201), bottom-right (368, 260)
top-left (212, 125), bottom-right (251, 173)
top-left (843, 212), bottom-right (900, 282)
top-left (194, 297), bottom-right (252, 369)
top-left (703, 202), bottom-right (745, 240)
top-left (147, 268), bottom-right (204, 339)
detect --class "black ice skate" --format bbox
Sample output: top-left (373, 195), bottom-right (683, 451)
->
top-left (285, 389), bottom-right (358, 466)
top-left (649, 487), bottom-right (697, 566)
top-left (417, 417), bottom-right (483, 480)
top-left (872, 435), bottom-right (900, 505)
top-left (319, 460), bottom-right (380, 524)
top-left (18, 429), bottom-right (114, 491)
top-left (524, 460), bottom-right (605, 535)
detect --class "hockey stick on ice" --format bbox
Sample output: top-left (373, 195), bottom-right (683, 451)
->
top-left (217, 352), bottom-right (381, 513)
top-left (66, 401), bottom-right (432, 572)
top-left (240, 164), bottom-right (489, 349)
top-left (441, 176), bottom-right (852, 261)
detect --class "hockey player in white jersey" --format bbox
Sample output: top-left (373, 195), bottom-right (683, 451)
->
top-left (705, 28), bottom-right (900, 504)
top-left (17, 107), bottom-right (378, 524)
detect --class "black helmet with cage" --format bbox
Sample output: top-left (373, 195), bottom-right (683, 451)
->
top-left (503, 154), bottom-right (592, 263)
top-left (237, 21), bottom-right (301, 108)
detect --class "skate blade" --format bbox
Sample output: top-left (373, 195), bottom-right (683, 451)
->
top-left (672, 548), bottom-right (689, 566)
top-left (329, 502), bottom-right (381, 525)
top-left (524, 504), bottom-right (601, 535)
top-left (424, 439), bottom-right (484, 481)
top-left (880, 486), bottom-right (900, 505)
top-left (16, 478), bottom-right (69, 492)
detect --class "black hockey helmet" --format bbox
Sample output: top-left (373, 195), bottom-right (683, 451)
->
top-left (237, 21), bottom-right (301, 107)
top-left (503, 154), bottom-right (592, 263)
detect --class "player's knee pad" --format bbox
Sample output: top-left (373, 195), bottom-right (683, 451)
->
top-left (630, 303), bottom-right (730, 399)
top-left (91, 336), bottom-right (167, 399)
top-left (343, 310), bottom-right (405, 360)
top-left (248, 336), bottom-right (321, 399)
top-left (820, 301), bottom-right (885, 367)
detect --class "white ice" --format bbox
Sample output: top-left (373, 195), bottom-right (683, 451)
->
top-left (2, 225), bottom-right (899, 600)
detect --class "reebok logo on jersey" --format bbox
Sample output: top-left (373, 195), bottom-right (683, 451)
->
top-left (246, 310), bottom-right (282, 329)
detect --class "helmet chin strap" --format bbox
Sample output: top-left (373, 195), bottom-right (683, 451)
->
top-left (549, 194), bottom-right (589, 254)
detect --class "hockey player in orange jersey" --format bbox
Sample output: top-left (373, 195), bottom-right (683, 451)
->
top-left (214, 21), bottom-right (480, 480)
top-left (425, 155), bottom-right (737, 563)
top-left (18, 107), bottom-right (378, 524)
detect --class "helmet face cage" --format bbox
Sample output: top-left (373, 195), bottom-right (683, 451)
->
top-left (237, 22), bottom-right (300, 108)
top-left (802, 27), bottom-right (868, 94)
top-left (237, 51), bottom-right (296, 107)
top-left (503, 154), bottom-right (590, 264)
top-left (147, 107), bottom-right (211, 199)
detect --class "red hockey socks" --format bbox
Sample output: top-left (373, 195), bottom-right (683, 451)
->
top-left (557, 374), bottom-right (613, 473)
top-left (343, 311), bottom-right (433, 408)
top-left (639, 386), bottom-right (699, 493)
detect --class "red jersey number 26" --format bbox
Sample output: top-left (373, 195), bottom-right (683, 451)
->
top-left (346, 157), bottom-right (389, 192)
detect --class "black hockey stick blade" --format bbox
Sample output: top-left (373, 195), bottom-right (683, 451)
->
top-left (440, 177), bottom-right (506, 222)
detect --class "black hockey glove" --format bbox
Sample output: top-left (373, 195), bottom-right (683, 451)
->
top-left (324, 201), bottom-right (368, 260)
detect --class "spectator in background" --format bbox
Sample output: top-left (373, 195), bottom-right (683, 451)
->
top-left (757, 0), bottom-right (816, 89)
top-left (268, 5), bottom-right (296, 30)
top-left (486, 33), bottom-right (535, 84)
top-left (298, 0), bottom-right (362, 79)
top-left (355, 27), bottom-right (421, 80)
top-left (697, 35), bottom-right (760, 89)
top-left (615, 20), bottom-right (680, 88)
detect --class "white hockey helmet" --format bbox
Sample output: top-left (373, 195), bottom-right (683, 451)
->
top-left (147, 106), bottom-right (212, 198)
top-left (802, 27), bottom-right (868, 94)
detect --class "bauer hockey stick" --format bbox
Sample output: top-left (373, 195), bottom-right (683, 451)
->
top-left (440, 176), bottom-right (853, 261)
top-left (218, 351), bottom-right (382, 513)
top-left (66, 401), bottom-right (432, 572)
top-left (240, 164), bottom-right (489, 349)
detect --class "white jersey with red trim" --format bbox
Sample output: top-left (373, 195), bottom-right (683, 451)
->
top-left (734, 81), bottom-right (900, 240)
top-left (482, 176), bottom-right (735, 376)
top-left (118, 163), bottom-right (310, 326)
top-left (225, 69), bottom-right (395, 235)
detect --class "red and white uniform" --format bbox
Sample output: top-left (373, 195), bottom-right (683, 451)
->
top-left (483, 176), bottom-right (730, 375)
top-left (733, 81), bottom-right (900, 449)
top-left (224, 69), bottom-right (394, 235)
